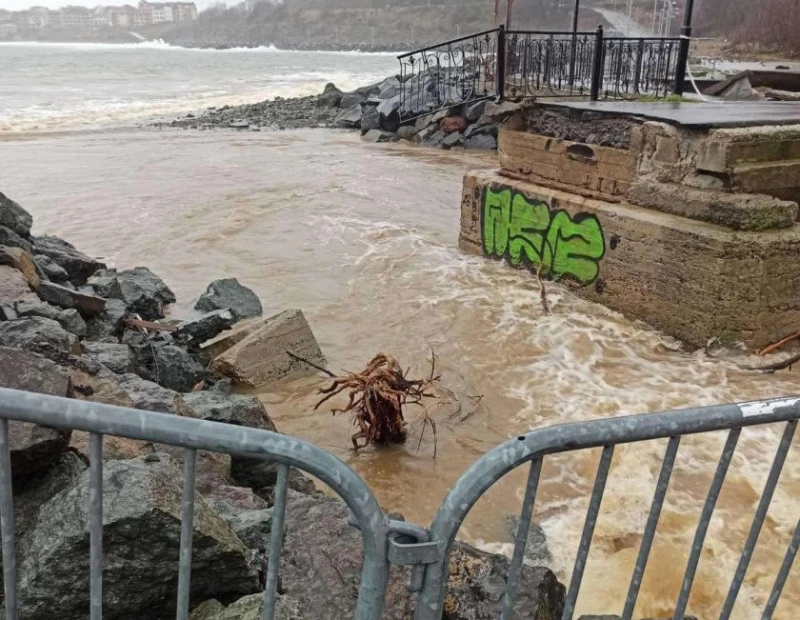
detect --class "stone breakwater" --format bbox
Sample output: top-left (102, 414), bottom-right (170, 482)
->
top-left (161, 78), bottom-right (501, 151)
top-left (0, 190), bottom-right (565, 619)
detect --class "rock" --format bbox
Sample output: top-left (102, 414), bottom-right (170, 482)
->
top-left (442, 131), bottom-right (464, 149)
top-left (145, 344), bottom-right (205, 393)
top-left (67, 361), bottom-right (135, 409)
top-left (182, 391), bottom-right (276, 430)
top-left (190, 594), bottom-right (302, 620)
top-left (484, 100), bottom-right (523, 123)
top-left (318, 82), bottom-right (343, 108)
top-left (0, 264), bottom-right (37, 308)
top-left (423, 130), bottom-right (446, 148)
top-left (195, 278), bottom-right (262, 321)
top-left (363, 129), bottom-right (397, 143)
top-left (0, 192), bottom-right (33, 237)
top-left (464, 119), bottom-right (498, 138)
top-left (34, 253), bottom-right (70, 283)
top-left (360, 104), bottom-right (381, 134)
top-left (464, 134), bottom-right (498, 150)
top-left (464, 100), bottom-right (488, 122)
top-left (0, 246), bottom-right (40, 288)
top-left (16, 454), bottom-right (259, 620)
top-left (506, 515), bottom-right (551, 566)
top-left (440, 116), bottom-right (466, 134)
top-left (339, 83), bottom-right (381, 109)
top-left (15, 301), bottom-right (87, 337)
top-left (30, 235), bottom-right (102, 285)
top-left (274, 491), bottom-right (565, 619)
top-left (396, 125), bottom-right (417, 141)
top-left (116, 372), bottom-right (195, 416)
top-left (200, 478), bottom-right (273, 551)
top-left (378, 76), bottom-right (401, 99)
top-left (85, 297), bottom-right (127, 340)
top-left (414, 113), bottom-right (434, 132)
top-left (0, 347), bottom-right (72, 478)
top-left (0, 316), bottom-right (80, 358)
top-left (85, 268), bottom-right (120, 297)
top-left (36, 280), bottom-right (105, 317)
top-left (209, 309), bottom-right (326, 388)
top-left (0, 225), bottom-right (33, 254)
top-left (109, 267), bottom-right (176, 321)
top-left (82, 341), bottom-right (135, 374)
top-left (377, 95), bottom-right (402, 133)
top-left (228, 120), bottom-right (249, 129)
top-left (414, 123), bottom-right (439, 144)
top-left (334, 104), bottom-right (363, 129)
top-left (177, 309), bottom-right (236, 348)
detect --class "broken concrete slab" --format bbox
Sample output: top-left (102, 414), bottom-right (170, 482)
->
top-left (199, 317), bottom-right (267, 364)
top-left (209, 309), bottom-right (326, 387)
top-left (36, 280), bottom-right (106, 317)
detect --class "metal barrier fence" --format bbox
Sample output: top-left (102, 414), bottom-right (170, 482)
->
top-left (398, 25), bottom-right (689, 119)
top-left (1, 387), bottom-right (799, 619)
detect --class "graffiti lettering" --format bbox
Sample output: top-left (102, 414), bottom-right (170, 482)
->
top-left (482, 186), bottom-right (605, 285)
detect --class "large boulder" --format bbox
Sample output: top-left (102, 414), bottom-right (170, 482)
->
top-left (199, 475), bottom-right (273, 551)
top-left (0, 246), bottom-right (40, 289)
top-left (0, 192), bottom-right (33, 237)
top-left (0, 226), bottom-right (33, 255)
top-left (15, 301), bottom-right (86, 337)
top-left (190, 594), bottom-right (302, 620)
top-left (182, 391), bottom-right (276, 430)
top-left (318, 82), bottom-right (343, 108)
top-left (16, 454), bottom-right (260, 620)
top-left (272, 491), bottom-right (565, 619)
top-left (339, 83), bottom-right (381, 109)
top-left (31, 235), bottom-right (102, 285)
top-left (177, 310), bottom-right (237, 348)
top-left (81, 341), bottom-right (135, 374)
top-left (194, 279), bottom-right (262, 321)
top-left (116, 372), bottom-right (195, 416)
top-left (34, 253), bottom-right (70, 283)
top-left (464, 134), bottom-right (498, 150)
top-left (378, 76), bottom-right (401, 100)
top-left (0, 347), bottom-right (72, 478)
top-left (363, 129), bottom-right (398, 143)
top-left (85, 297), bottom-right (127, 340)
top-left (0, 316), bottom-right (80, 358)
top-left (36, 280), bottom-right (105, 317)
top-left (102, 267), bottom-right (176, 321)
top-left (464, 100), bottom-right (488, 122)
top-left (377, 95), bottom-right (402, 133)
top-left (145, 344), bottom-right (205, 392)
top-left (360, 104), bottom-right (381, 135)
top-left (334, 104), bottom-right (363, 129)
top-left (209, 309), bottom-right (325, 388)
top-left (0, 264), bottom-right (38, 310)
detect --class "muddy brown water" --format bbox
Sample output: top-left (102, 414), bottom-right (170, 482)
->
top-left (2, 129), bottom-right (800, 619)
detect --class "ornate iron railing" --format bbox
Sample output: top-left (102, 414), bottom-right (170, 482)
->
top-left (398, 28), bottom-right (501, 121)
top-left (398, 26), bottom-right (689, 119)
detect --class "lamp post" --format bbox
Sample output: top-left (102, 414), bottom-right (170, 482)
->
top-left (568, 0), bottom-right (580, 87)
top-left (673, 0), bottom-right (696, 94)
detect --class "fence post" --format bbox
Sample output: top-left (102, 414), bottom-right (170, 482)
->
top-left (590, 24), bottom-right (603, 101)
top-left (496, 25), bottom-right (506, 101)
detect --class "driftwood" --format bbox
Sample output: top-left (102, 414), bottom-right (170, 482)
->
top-left (758, 330), bottom-right (800, 356)
top-left (743, 352), bottom-right (800, 373)
top-left (123, 318), bottom-right (178, 333)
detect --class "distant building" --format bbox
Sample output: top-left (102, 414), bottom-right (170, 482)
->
top-left (108, 5), bottom-right (136, 27)
top-left (59, 5), bottom-right (91, 28)
top-left (170, 2), bottom-right (198, 21)
top-left (92, 6), bottom-right (111, 28)
top-left (28, 6), bottom-right (52, 28)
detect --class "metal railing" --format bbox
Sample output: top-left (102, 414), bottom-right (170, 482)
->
top-left (1, 387), bottom-right (799, 619)
top-left (398, 26), bottom-right (689, 119)
top-left (413, 396), bottom-right (800, 620)
top-left (398, 28), bottom-right (501, 121)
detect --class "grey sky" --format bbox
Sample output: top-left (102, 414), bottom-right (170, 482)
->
top-left (0, 0), bottom-right (216, 9)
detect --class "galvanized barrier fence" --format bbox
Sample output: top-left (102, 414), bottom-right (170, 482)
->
top-left (0, 386), bottom-right (799, 620)
top-left (398, 25), bottom-right (689, 119)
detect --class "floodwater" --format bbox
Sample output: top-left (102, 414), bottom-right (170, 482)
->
top-left (3, 127), bottom-right (800, 619)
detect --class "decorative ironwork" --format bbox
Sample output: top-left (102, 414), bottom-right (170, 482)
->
top-left (600, 36), bottom-right (681, 98)
top-left (398, 28), bottom-right (500, 121)
top-left (504, 31), bottom-right (598, 98)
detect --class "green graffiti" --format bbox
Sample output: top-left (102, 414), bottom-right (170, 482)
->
top-left (482, 186), bottom-right (605, 285)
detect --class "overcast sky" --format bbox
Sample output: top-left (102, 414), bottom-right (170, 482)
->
top-left (0, 0), bottom-right (218, 9)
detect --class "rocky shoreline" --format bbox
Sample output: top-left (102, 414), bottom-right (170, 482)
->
top-left (158, 77), bottom-right (502, 151)
top-left (0, 191), bottom-right (566, 618)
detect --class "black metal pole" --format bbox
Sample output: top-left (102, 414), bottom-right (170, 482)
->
top-left (673, 0), bottom-right (695, 95)
top-left (568, 0), bottom-right (580, 87)
top-left (496, 25), bottom-right (506, 101)
top-left (590, 24), bottom-right (604, 101)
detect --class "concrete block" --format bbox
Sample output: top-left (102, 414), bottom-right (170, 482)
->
top-left (209, 309), bottom-right (326, 387)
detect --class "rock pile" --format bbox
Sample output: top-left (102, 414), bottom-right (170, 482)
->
top-left (0, 191), bottom-right (566, 618)
top-left (163, 77), bottom-right (500, 151)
